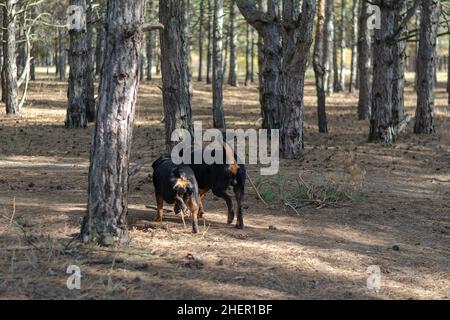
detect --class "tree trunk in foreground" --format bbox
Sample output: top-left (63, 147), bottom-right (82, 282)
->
top-left (82, 0), bottom-right (145, 245)
top-left (160, 0), bottom-right (194, 151)
top-left (66, 0), bottom-right (88, 129)
top-left (414, 0), bottom-right (440, 134)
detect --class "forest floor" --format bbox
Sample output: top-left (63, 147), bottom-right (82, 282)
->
top-left (0, 72), bottom-right (449, 300)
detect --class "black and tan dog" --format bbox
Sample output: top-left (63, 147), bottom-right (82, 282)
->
top-left (152, 155), bottom-right (200, 233)
top-left (188, 143), bottom-right (246, 229)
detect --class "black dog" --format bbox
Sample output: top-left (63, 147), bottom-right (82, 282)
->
top-left (188, 143), bottom-right (246, 229)
top-left (152, 155), bottom-right (200, 233)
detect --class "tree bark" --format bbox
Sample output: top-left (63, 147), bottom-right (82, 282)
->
top-left (369, 3), bottom-right (396, 144)
top-left (332, 5), bottom-right (341, 92)
top-left (160, 0), bottom-right (194, 150)
top-left (236, 0), bottom-right (282, 130)
top-left (197, 0), bottom-right (204, 81)
top-left (2, 9), bottom-right (8, 104)
top-left (339, 0), bottom-right (346, 91)
top-left (206, 0), bottom-right (213, 84)
top-left (140, 51), bottom-right (145, 81)
top-left (55, 34), bottom-right (59, 77)
top-left (86, 1), bottom-right (96, 123)
top-left (146, 0), bottom-right (154, 81)
top-left (447, 39), bottom-right (450, 103)
top-left (222, 23), bottom-right (228, 78)
top-left (95, 22), bottom-right (104, 76)
top-left (227, 2), bottom-right (238, 87)
top-left (349, 0), bottom-right (359, 93)
top-left (313, 0), bottom-right (328, 133)
top-left (324, 0), bottom-right (334, 95)
top-left (66, 0), bottom-right (88, 129)
top-left (82, 0), bottom-right (145, 245)
top-left (3, 1), bottom-right (19, 114)
top-left (213, 0), bottom-right (225, 129)
top-left (392, 1), bottom-right (407, 126)
top-left (357, 0), bottom-right (371, 120)
top-left (414, 0), bottom-right (440, 134)
top-left (58, 28), bottom-right (66, 81)
top-left (280, 0), bottom-right (316, 159)
top-left (245, 23), bottom-right (252, 86)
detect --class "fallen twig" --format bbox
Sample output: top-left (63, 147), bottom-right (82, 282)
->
top-left (246, 172), bottom-right (269, 207)
top-left (10, 197), bottom-right (16, 226)
top-left (146, 204), bottom-right (173, 213)
top-left (284, 202), bottom-right (301, 215)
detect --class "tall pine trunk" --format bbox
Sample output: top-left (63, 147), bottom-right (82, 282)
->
top-left (332, 6), bottom-right (341, 92)
top-left (54, 34), bottom-right (59, 77)
top-left (349, 0), bottom-right (359, 93)
top-left (95, 23), bottom-right (104, 76)
top-left (212, 0), bottom-right (225, 129)
top-left (82, 0), bottom-right (145, 245)
top-left (206, 0), bottom-right (213, 84)
top-left (58, 28), bottom-right (66, 81)
top-left (146, 0), bottom-right (154, 81)
top-left (313, 0), bottom-right (328, 133)
top-left (2, 7), bottom-right (8, 104)
top-left (357, 0), bottom-right (371, 120)
top-left (245, 23), bottom-right (252, 86)
top-left (197, 0), bottom-right (204, 81)
top-left (3, 1), bottom-right (18, 114)
top-left (339, 0), bottom-right (346, 91)
top-left (160, 0), bottom-right (194, 150)
top-left (392, 2), bottom-right (407, 126)
top-left (447, 39), bottom-right (450, 103)
top-left (66, 0), bottom-right (88, 129)
top-left (324, 0), bottom-right (333, 95)
top-left (414, 0), bottom-right (440, 134)
top-left (369, 4), bottom-right (396, 144)
top-left (86, 2), bottom-right (96, 123)
top-left (227, 2), bottom-right (238, 87)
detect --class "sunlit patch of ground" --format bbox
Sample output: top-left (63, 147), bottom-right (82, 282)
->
top-left (0, 71), bottom-right (449, 300)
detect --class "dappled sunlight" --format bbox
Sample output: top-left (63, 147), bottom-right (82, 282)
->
top-left (0, 74), bottom-right (449, 299)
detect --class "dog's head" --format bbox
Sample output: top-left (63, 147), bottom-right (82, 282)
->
top-left (174, 176), bottom-right (193, 197)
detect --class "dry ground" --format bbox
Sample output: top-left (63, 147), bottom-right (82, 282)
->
top-left (0, 71), bottom-right (449, 300)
